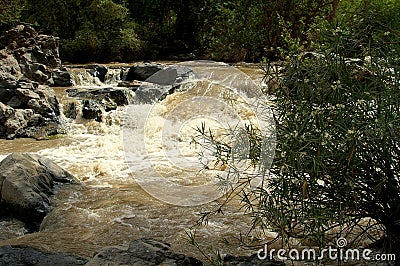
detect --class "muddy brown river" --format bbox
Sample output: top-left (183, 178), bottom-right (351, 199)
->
top-left (0, 62), bottom-right (274, 260)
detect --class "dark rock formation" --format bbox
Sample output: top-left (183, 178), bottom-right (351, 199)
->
top-left (146, 65), bottom-right (194, 86)
top-left (86, 65), bottom-right (108, 83)
top-left (65, 87), bottom-right (135, 120)
top-left (67, 87), bottom-right (133, 108)
top-left (128, 65), bottom-right (195, 104)
top-left (0, 153), bottom-right (77, 231)
top-left (0, 25), bottom-right (60, 83)
top-left (132, 83), bottom-right (174, 104)
top-left (49, 67), bottom-right (73, 87)
top-left (63, 101), bottom-right (79, 119)
top-left (64, 64), bottom-right (196, 120)
top-left (86, 238), bottom-right (203, 266)
top-left (0, 238), bottom-right (287, 265)
top-left (82, 100), bottom-right (104, 122)
top-left (0, 25), bottom-right (67, 139)
top-left (126, 63), bottom-right (165, 81)
top-left (0, 246), bottom-right (88, 266)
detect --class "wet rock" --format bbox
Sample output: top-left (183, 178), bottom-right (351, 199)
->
top-left (0, 246), bottom-right (88, 266)
top-left (49, 67), bottom-right (73, 87)
top-left (82, 99), bottom-right (104, 122)
top-left (63, 101), bottom-right (79, 119)
top-left (126, 63), bottom-right (165, 81)
top-left (86, 65), bottom-right (108, 83)
top-left (86, 238), bottom-right (203, 266)
top-left (146, 65), bottom-right (194, 86)
top-left (132, 83), bottom-right (174, 104)
top-left (67, 87), bottom-right (134, 118)
top-left (0, 153), bottom-right (77, 231)
top-left (69, 87), bottom-right (133, 107)
top-left (0, 25), bottom-right (66, 139)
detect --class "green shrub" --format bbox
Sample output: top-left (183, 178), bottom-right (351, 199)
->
top-left (198, 0), bottom-right (336, 62)
top-left (0, 0), bottom-right (24, 30)
top-left (63, 0), bottom-right (142, 62)
top-left (195, 20), bottom-right (400, 262)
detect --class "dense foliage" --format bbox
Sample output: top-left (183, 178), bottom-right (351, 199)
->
top-left (261, 25), bottom-right (400, 255)
top-left (3, 0), bottom-right (393, 63)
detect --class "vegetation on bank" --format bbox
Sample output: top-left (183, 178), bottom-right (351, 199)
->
top-left (1, 0), bottom-right (398, 63)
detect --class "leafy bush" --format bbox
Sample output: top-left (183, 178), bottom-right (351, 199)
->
top-left (264, 30), bottom-right (399, 251)
top-left (198, 0), bottom-right (336, 62)
top-left (62, 0), bottom-right (142, 62)
top-left (0, 0), bottom-right (24, 30)
top-left (338, 0), bottom-right (400, 44)
top-left (195, 18), bottom-right (400, 262)
top-left (23, 0), bottom-right (141, 63)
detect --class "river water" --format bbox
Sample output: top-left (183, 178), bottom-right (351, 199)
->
top-left (0, 62), bottom-right (276, 260)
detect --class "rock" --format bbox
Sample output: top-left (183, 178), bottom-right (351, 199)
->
top-left (126, 63), bottom-right (165, 81)
top-left (86, 238), bottom-right (203, 266)
top-left (132, 83), bottom-right (174, 104)
top-left (223, 254), bottom-right (285, 266)
top-left (49, 68), bottom-right (73, 87)
top-left (0, 245), bottom-right (88, 266)
top-left (82, 100), bottom-right (104, 122)
top-left (68, 87), bottom-right (133, 107)
top-left (0, 25), bottom-right (61, 83)
top-left (146, 65), bottom-right (194, 86)
top-left (0, 25), bottom-right (66, 139)
top-left (63, 101), bottom-right (79, 119)
top-left (86, 65), bottom-right (108, 83)
top-left (0, 82), bottom-right (62, 139)
top-left (0, 103), bottom-right (32, 138)
top-left (0, 153), bottom-right (77, 231)
top-left (66, 87), bottom-right (134, 119)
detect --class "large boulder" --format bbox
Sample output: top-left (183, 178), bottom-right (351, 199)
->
top-left (132, 83), bottom-right (174, 104)
top-left (125, 63), bottom-right (165, 81)
top-left (86, 238), bottom-right (203, 266)
top-left (0, 246), bottom-right (88, 266)
top-left (0, 153), bottom-right (77, 231)
top-left (0, 25), bottom-right (66, 139)
top-left (145, 65), bottom-right (194, 86)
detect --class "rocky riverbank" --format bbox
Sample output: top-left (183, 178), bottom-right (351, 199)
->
top-left (0, 25), bottom-right (74, 139)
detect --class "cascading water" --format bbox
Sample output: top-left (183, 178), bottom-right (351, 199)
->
top-left (0, 62), bottom-right (278, 260)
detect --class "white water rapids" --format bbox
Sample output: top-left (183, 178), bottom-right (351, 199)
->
top-left (0, 62), bottom-right (278, 259)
